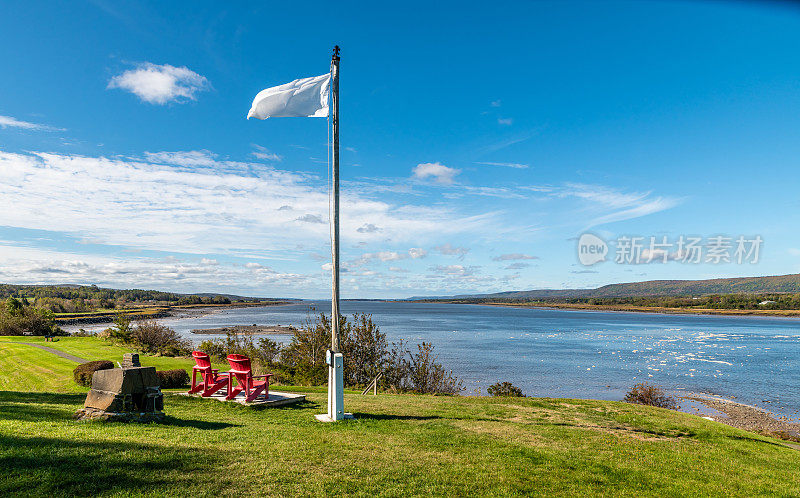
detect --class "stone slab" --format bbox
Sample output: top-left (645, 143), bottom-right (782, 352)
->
top-left (91, 366), bottom-right (159, 394)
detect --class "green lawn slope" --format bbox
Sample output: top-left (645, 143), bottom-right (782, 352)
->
top-left (1, 337), bottom-right (798, 496)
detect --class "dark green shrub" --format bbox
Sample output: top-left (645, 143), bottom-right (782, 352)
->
top-left (382, 340), bottom-right (463, 395)
top-left (624, 382), bottom-right (678, 409)
top-left (0, 299), bottom-right (65, 336)
top-left (131, 321), bottom-right (190, 356)
top-left (107, 314), bottom-right (133, 343)
top-left (73, 360), bottom-right (114, 387)
top-left (487, 381), bottom-right (524, 397)
top-left (156, 369), bottom-right (190, 388)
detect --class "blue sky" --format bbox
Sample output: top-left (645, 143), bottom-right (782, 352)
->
top-left (1, 0), bottom-right (799, 298)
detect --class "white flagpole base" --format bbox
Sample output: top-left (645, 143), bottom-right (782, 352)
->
top-left (315, 351), bottom-right (352, 422)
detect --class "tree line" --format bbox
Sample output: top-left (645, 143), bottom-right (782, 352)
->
top-left (433, 293), bottom-right (800, 310)
top-left (0, 284), bottom-right (238, 313)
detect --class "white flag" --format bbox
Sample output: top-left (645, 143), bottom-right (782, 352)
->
top-left (247, 73), bottom-right (330, 119)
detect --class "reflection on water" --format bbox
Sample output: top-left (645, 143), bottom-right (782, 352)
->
top-left (69, 300), bottom-right (800, 418)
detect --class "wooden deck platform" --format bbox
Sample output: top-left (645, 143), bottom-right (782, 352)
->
top-left (179, 390), bottom-right (306, 407)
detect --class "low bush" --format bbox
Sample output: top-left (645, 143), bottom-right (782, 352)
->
top-left (487, 381), bottom-right (524, 397)
top-left (156, 369), bottom-right (190, 388)
top-left (383, 340), bottom-right (463, 395)
top-left (624, 382), bottom-right (678, 410)
top-left (73, 360), bottom-right (114, 387)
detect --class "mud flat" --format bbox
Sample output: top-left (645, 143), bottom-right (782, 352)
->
top-left (190, 325), bottom-right (298, 335)
top-left (682, 393), bottom-right (800, 445)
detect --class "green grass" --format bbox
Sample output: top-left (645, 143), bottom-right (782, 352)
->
top-left (0, 337), bottom-right (214, 392)
top-left (1, 337), bottom-right (798, 496)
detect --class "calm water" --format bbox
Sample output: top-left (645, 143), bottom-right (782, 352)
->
top-left (90, 300), bottom-right (800, 417)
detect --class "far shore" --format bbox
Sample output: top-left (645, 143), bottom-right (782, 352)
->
top-left (454, 301), bottom-right (800, 318)
top-left (191, 324), bottom-right (298, 335)
top-left (56, 300), bottom-right (298, 327)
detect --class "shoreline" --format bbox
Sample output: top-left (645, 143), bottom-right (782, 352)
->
top-left (680, 393), bottom-right (800, 445)
top-left (190, 324), bottom-right (298, 335)
top-left (453, 301), bottom-right (800, 319)
top-left (58, 300), bottom-right (298, 328)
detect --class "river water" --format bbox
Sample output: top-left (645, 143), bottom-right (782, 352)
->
top-left (73, 300), bottom-right (800, 418)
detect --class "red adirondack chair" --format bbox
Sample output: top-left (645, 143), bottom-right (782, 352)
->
top-left (188, 351), bottom-right (230, 397)
top-left (225, 354), bottom-right (274, 402)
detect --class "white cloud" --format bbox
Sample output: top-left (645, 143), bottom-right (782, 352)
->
top-left (251, 144), bottom-right (282, 162)
top-left (108, 63), bottom-right (209, 104)
top-left (555, 183), bottom-right (681, 228)
top-left (0, 245), bottom-right (310, 295)
top-left (144, 150), bottom-right (217, 167)
top-left (497, 118), bottom-right (513, 126)
top-left (356, 223), bottom-right (380, 233)
top-left (0, 149), bottom-right (493, 258)
top-left (490, 100), bottom-right (502, 107)
top-left (492, 253), bottom-right (538, 261)
top-left (429, 264), bottom-right (480, 277)
top-left (434, 243), bottom-right (469, 260)
top-left (297, 214), bottom-right (326, 224)
top-left (352, 247), bottom-right (428, 267)
top-left (504, 262), bottom-right (530, 270)
top-left (0, 115), bottom-right (63, 131)
top-left (412, 162), bottom-right (460, 185)
top-left (476, 161), bottom-right (529, 169)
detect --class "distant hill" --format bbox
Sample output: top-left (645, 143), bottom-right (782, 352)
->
top-left (422, 274), bottom-right (800, 300)
top-left (0, 284), bottom-right (279, 304)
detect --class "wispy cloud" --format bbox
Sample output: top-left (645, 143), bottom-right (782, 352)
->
top-left (296, 214), bottom-right (325, 224)
top-left (0, 244), bottom-right (313, 295)
top-left (434, 243), bottom-right (469, 260)
top-left (144, 150), bottom-right (218, 167)
top-left (356, 223), bottom-right (380, 233)
top-left (558, 183), bottom-right (681, 227)
top-left (429, 264), bottom-right (480, 277)
top-left (476, 161), bottom-right (529, 170)
top-left (497, 118), bottom-right (513, 126)
top-left (0, 149), bottom-right (497, 256)
top-left (537, 183), bottom-right (682, 228)
top-left (412, 162), bottom-right (460, 185)
top-left (0, 115), bottom-right (64, 132)
top-left (479, 129), bottom-right (539, 154)
top-left (251, 144), bottom-right (282, 162)
top-left (108, 62), bottom-right (209, 104)
top-left (492, 253), bottom-right (538, 261)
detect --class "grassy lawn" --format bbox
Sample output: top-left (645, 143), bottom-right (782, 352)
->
top-left (0, 337), bottom-right (219, 392)
top-left (1, 337), bottom-right (798, 496)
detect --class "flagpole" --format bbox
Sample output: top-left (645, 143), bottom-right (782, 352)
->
top-left (318, 45), bottom-right (350, 422)
top-left (331, 45), bottom-right (341, 353)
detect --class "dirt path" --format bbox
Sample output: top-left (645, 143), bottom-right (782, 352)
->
top-left (18, 342), bottom-right (88, 363)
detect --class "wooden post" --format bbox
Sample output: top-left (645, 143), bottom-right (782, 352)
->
top-left (331, 45), bottom-right (341, 353)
